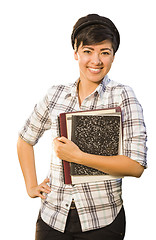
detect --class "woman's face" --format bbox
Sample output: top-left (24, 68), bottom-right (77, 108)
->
top-left (74, 40), bottom-right (115, 86)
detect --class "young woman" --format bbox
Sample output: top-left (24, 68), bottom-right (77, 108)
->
top-left (17, 14), bottom-right (147, 240)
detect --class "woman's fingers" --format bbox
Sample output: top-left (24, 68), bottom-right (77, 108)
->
top-left (39, 179), bottom-right (51, 193)
top-left (27, 178), bottom-right (51, 199)
top-left (33, 178), bottom-right (51, 199)
top-left (38, 186), bottom-right (48, 194)
top-left (43, 178), bottom-right (50, 183)
top-left (38, 192), bottom-right (46, 199)
top-left (41, 178), bottom-right (51, 191)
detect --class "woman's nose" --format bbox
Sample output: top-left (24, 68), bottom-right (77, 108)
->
top-left (91, 53), bottom-right (102, 65)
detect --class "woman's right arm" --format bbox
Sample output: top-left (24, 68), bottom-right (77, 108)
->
top-left (17, 137), bottom-right (51, 199)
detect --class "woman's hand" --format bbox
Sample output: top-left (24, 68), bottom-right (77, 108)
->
top-left (53, 137), bottom-right (83, 163)
top-left (27, 178), bottom-right (51, 199)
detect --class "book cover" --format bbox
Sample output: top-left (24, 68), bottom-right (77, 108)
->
top-left (58, 114), bottom-right (71, 184)
top-left (70, 114), bottom-right (122, 184)
top-left (59, 107), bottom-right (123, 184)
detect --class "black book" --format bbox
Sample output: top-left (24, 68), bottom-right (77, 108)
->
top-left (59, 107), bottom-right (123, 184)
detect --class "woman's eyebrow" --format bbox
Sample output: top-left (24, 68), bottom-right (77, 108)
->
top-left (100, 48), bottom-right (112, 52)
top-left (82, 46), bottom-right (112, 52)
top-left (82, 46), bottom-right (94, 50)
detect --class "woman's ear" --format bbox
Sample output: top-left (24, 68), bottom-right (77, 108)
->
top-left (74, 50), bottom-right (78, 60)
top-left (74, 39), bottom-right (79, 60)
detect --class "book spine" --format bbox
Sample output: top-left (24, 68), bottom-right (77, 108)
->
top-left (115, 106), bottom-right (121, 112)
top-left (59, 113), bottom-right (72, 184)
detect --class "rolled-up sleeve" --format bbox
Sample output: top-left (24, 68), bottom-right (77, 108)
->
top-left (121, 86), bottom-right (147, 168)
top-left (19, 94), bottom-right (52, 146)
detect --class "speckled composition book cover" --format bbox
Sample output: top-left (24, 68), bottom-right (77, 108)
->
top-left (59, 107), bottom-right (123, 184)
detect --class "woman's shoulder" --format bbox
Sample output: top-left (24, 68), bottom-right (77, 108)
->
top-left (107, 79), bottom-right (135, 96)
top-left (45, 81), bottom-right (75, 100)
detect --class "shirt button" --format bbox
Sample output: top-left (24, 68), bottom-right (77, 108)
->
top-left (65, 204), bottom-right (69, 207)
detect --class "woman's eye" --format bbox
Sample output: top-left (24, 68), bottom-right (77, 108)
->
top-left (101, 52), bottom-right (110, 55)
top-left (84, 50), bottom-right (91, 54)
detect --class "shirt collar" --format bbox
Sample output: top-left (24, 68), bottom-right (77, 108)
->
top-left (64, 79), bottom-right (79, 99)
top-left (97, 75), bottom-right (110, 98)
top-left (65, 75), bottom-right (110, 99)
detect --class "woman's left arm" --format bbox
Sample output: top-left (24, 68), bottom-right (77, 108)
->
top-left (53, 137), bottom-right (144, 178)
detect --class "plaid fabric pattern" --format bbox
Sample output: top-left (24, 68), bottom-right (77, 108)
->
top-left (19, 75), bottom-right (147, 232)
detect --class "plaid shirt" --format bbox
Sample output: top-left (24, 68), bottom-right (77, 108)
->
top-left (19, 75), bottom-right (147, 233)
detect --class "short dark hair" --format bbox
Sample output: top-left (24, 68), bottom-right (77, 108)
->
top-left (75, 24), bottom-right (118, 54)
top-left (71, 14), bottom-right (120, 55)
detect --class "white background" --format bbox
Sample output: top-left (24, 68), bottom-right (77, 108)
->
top-left (0, 0), bottom-right (155, 239)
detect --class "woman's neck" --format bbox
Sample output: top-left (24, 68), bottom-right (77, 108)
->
top-left (77, 79), bottom-right (100, 106)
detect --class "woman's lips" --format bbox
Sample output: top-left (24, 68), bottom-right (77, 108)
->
top-left (87, 67), bottom-right (103, 74)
